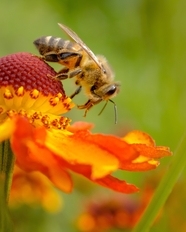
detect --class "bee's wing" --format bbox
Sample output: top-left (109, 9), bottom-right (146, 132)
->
top-left (58, 23), bottom-right (106, 73)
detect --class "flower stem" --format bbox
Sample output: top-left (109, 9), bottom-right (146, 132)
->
top-left (0, 140), bottom-right (15, 232)
top-left (132, 132), bottom-right (186, 232)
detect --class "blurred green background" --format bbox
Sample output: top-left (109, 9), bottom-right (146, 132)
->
top-left (1, 0), bottom-right (186, 231)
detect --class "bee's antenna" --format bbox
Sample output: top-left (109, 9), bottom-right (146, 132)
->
top-left (98, 101), bottom-right (108, 116)
top-left (109, 99), bottom-right (118, 124)
top-left (98, 100), bottom-right (118, 124)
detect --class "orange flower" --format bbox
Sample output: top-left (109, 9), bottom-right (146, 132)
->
top-left (77, 194), bottom-right (141, 232)
top-left (0, 53), bottom-right (172, 194)
top-left (9, 165), bottom-right (62, 213)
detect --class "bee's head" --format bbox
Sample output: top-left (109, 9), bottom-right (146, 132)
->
top-left (103, 82), bottom-right (120, 100)
top-left (90, 82), bottom-right (120, 101)
top-left (96, 83), bottom-right (120, 124)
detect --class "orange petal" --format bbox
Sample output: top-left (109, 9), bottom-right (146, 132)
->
top-left (95, 175), bottom-right (139, 194)
top-left (45, 130), bottom-right (120, 179)
top-left (10, 117), bottom-right (140, 193)
top-left (120, 160), bottom-right (160, 171)
top-left (11, 117), bottom-right (73, 193)
top-left (121, 131), bottom-right (171, 171)
top-left (64, 164), bottom-right (139, 193)
top-left (123, 131), bottom-right (155, 146)
top-left (70, 131), bottom-right (140, 162)
top-left (68, 121), bottom-right (94, 133)
top-left (130, 144), bottom-right (172, 159)
top-left (9, 116), bottom-right (172, 194)
top-left (48, 165), bottom-right (73, 193)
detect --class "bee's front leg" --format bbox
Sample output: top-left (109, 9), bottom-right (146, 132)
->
top-left (78, 100), bottom-right (94, 117)
top-left (78, 99), bottom-right (102, 117)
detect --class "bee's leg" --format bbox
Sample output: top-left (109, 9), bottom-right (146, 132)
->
top-left (58, 52), bottom-right (82, 68)
top-left (46, 67), bottom-right (69, 80)
top-left (56, 69), bottom-right (82, 80)
top-left (78, 99), bottom-right (102, 117)
top-left (44, 54), bottom-right (59, 62)
top-left (77, 100), bottom-right (93, 117)
top-left (70, 86), bottom-right (82, 99)
top-left (47, 68), bottom-right (82, 83)
top-left (58, 67), bottom-right (69, 74)
top-left (32, 54), bottom-right (46, 60)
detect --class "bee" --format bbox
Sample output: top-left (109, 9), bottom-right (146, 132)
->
top-left (33, 23), bottom-right (120, 123)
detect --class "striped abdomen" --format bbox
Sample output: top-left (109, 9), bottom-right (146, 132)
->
top-left (34, 36), bottom-right (82, 56)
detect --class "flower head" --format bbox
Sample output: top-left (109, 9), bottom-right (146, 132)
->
top-left (0, 53), bottom-right (172, 194)
top-left (0, 52), bottom-right (73, 130)
top-left (9, 165), bottom-right (62, 213)
top-left (77, 194), bottom-right (141, 231)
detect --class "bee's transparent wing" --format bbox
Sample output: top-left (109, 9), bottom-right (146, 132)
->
top-left (58, 23), bottom-right (106, 73)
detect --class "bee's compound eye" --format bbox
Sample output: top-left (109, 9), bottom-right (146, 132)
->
top-left (90, 85), bottom-right (97, 92)
top-left (107, 85), bottom-right (117, 96)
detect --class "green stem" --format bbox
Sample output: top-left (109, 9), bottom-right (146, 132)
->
top-left (132, 132), bottom-right (186, 232)
top-left (0, 140), bottom-right (15, 232)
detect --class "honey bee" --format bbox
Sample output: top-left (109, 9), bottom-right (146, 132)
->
top-left (33, 23), bottom-right (120, 123)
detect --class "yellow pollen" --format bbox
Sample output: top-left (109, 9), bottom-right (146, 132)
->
top-left (15, 86), bottom-right (24, 97)
top-left (50, 97), bottom-right (60, 106)
top-left (57, 93), bottom-right (63, 99)
top-left (30, 89), bottom-right (40, 99)
top-left (59, 117), bottom-right (71, 129)
top-left (0, 85), bottom-right (73, 128)
top-left (41, 115), bottom-right (51, 128)
top-left (50, 117), bottom-right (70, 129)
top-left (4, 89), bottom-right (13, 99)
top-left (32, 112), bottom-right (42, 120)
top-left (52, 119), bottom-right (64, 129)
top-left (6, 110), bottom-right (17, 118)
top-left (18, 109), bottom-right (28, 117)
top-left (3, 108), bottom-right (71, 130)
top-left (51, 119), bottom-right (59, 127)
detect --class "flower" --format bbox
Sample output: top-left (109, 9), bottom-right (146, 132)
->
top-left (0, 52), bottom-right (172, 194)
top-left (76, 194), bottom-right (141, 232)
top-left (76, 174), bottom-right (163, 232)
top-left (9, 165), bottom-right (62, 213)
top-left (77, 172), bottom-right (186, 232)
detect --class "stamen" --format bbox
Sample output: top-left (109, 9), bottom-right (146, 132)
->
top-left (15, 86), bottom-right (24, 97)
top-left (50, 96), bottom-right (60, 106)
top-left (41, 115), bottom-right (51, 128)
top-left (18, 109), bottom-right (27, 117)
top-left (30, 89), bottom-right (40, 99)
top-left (32, 112), bottom-right (42, 120)
top-left (7, 110), bottom-right (17, 118)
top-left (4, 89), bottom-right (14, 99)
